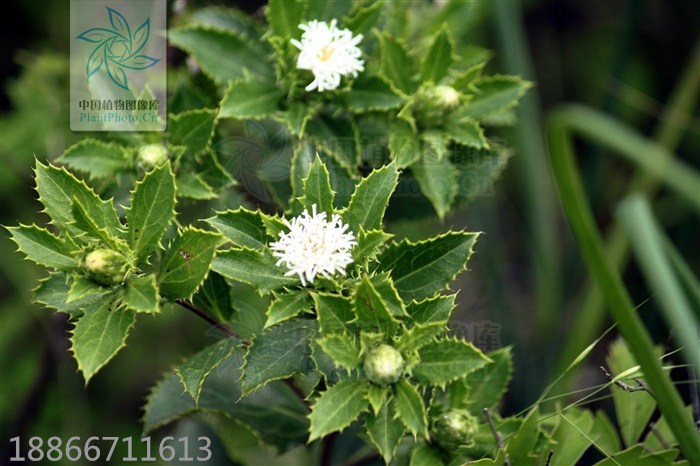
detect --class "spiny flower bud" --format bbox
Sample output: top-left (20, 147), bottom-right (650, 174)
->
top-left (363, 344), bottom-right (405, 386)
top-left (431, 409), bottom-right (478, 451)
top-left (137, 143), bottom-right (168, 169)
top-left (84, 248), bottom-right (128, 286)
top-left (413, 84), bottom-right (461, 128)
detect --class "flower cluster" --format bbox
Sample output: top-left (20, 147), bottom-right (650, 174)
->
top-left (270, 205), bottom-right (356, 285)
top-left (291, 19), bottom-right (364, 92)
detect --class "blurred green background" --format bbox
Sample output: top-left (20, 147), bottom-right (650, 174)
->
top-left (1, 0), bottom-right (698, 464)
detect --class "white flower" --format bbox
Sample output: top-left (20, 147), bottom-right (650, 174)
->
top-left (270, 205), bottom-right (356, 285)
top-left (290, 19), bottom-right (364, 92)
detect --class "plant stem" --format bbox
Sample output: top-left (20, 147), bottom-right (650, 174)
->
top-left (175, 299), bottom-right (243, 341)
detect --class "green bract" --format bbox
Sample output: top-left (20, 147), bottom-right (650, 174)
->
top-left (363, 344), bottom-right (405, 386)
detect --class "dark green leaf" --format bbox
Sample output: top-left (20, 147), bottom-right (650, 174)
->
top-left (206, 208), bottom-right (268, 249)
top-left (389, 121), bottom-right (421, 168)
top-left (407, 294), bottom-right (456, 325)
top-left (193, 272), bottom-right (232, 322)
top-left (71, 196), bottom-right (127, 249)
top-left (176, 173), bottom-right (216, 200)
top-left (317, 333), bottom-right (361, 371)
top-left (8, 224), bottom-right (78, 270)
top-left (34, 273), bottom-right (115, 319)
top-left (302, 154), bottom-right (334, 215)
top-left (378, 231), bottom-right (479, 301)
top-left (366, 401), bottom-right (405, 463)
top-left (339, 76), bottom-right (402, 113)
top-left (242, 319), bottom-right (317, 394)
top-left (550, 408), bottom-right (598, 466)
top-left (458, 75), bottom-right (531, 119)
top-left (308, 379), bottom-right (369, 441)
top-left (343, 1), bottom-right (384, 35)
top-left (313, 292), bottom-right (355, 334)
top-left (306, 0), bottom-right (353, 22)
top-left (397, 322), bottom-right (444, 353)
top-left (413, 338), bottom-right (491, 386)
top-left (213, 247), bottom-right (299, 294)
top-left (445, 117), bottom-right (488, 149)
top-left (158, 227), bottom-right (220, 300)
top-left (464, 347), bottom-right (513, 414)
top-left (377, 32), bottom-right (415, 95)
top-left (265, 290), bottom-right (313, 329)
top-left (123, 274), bottom-right (159, 314)
top-left (343, 162), bottom-right (398, 232)
top-left (168, 26), bottom-right (273, 85)
top-left (70, 303), bottom-right (136, 383)
top-left (395, 379), bottom-right (428, 437)
top-left (410, 444), bottom-right (445, 466)
top-left (168, 109), bottom-right (217, 154)
top-left (353, 274), bottom-right (399, 333)
top-left (421, 27), bottom-right (453, 83)
top-left (353, 228), bottom-right (393, 263)
top-left (58, 139), bottom-right (127, 179)
top-left (127, 163), bottom-right (176, 262)
top-left (175, 337), bottom-right (240, 402)
top-left (265, 0), bottom-right (304, 38)
top-left (413, 140), bottom-right (457, 219)
top-left (218, 80), bottom-right (283, 119)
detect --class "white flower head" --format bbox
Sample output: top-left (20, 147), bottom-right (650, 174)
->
top-left (270, 204), bottom-right (357, 285)
top-left (290, 19), bottom-right (364, 92)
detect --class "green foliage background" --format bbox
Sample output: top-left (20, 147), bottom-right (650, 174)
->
top-left (1, 0), bottom-right (698, 465)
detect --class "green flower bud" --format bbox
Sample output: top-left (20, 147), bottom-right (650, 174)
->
top-left (363, 344), bottom-right (405, 386)
top-left (84, 248), bottom-right (128, 286)
top-left (137, 143), bottom-right (168, 169)
top-left (431, 409), bottom-right (478, 451)
top-left (413, 85), bottom-right (461, 128)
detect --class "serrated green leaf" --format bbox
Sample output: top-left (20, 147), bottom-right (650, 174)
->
top-left (124, 274), bottom-right (159, 313)
top-left (58, 139), bottom-right (127, 179)
top-left (413, 142), bottom-right (457, 219)
top-left (213, 247), bottom-right (298, 294)
top-left (379, 232), bottom-right (479, 301)
top-left (158, 227), bottom-right (220, 300)
top-left (308, 379), bottom-right (369, 441)
top-left (67, 275), bottom-right (103, 303)
top-left (353, 229), bottom-right (393, 263)
top-left (458, 75), bottom-right (531, 119)
top-left (311, 339), bottom-right (341, 384)
top-left (453, 145), bottom-right (511, 203)
top-left (407, 294), bottom-right (456, 325)
top-left (395, 379), bottom-right (428, 438)
top-left (206, 208), bottom-right (268, 250)
top-left (606, 338), bottom-right (657, 446)
top-left (313, 292), bottom-right (355, 334)
top-left (176, 172), bottom-right (216, 200)
top-left (175, 337), bottom-right (240, 402)
top-left (366, 384), bottom-right (388, 415)
top-left (445, 117), bottom-right (488, 149)
top-left (343, 1), bottom-right (384, 35)
top-left (410, 444), bottom-right (445, 466)
top-left (168, 109), bottom-right (217, 154)
top-left (197, 150), bottom-right (236, 191)
top-left (291, 140), bottom-right (315, 197)
top-left (265, 290), bottom-right (313, 328)
top-left (34, 273), bottom-right (115, 319)
top-left (464, 347), bottom-right (513, 414)
top-left (35, 161), bottom-right (123, 236)
top-left (370, 272), bottom-right (406, 317)
top-left (305, 113), bottom-right (359, 173)
top-left (343, 162), bottom-right (398, 232)
top-left (266, 0), bottom-right (304, 38)
top-left (71, 196), bottom-right (127, 250)
top-left (8, 224), bottom-right (78, 269)
top-left (127, 163), bottom-right (176, 262)
top-left (190, 5), bottom-right (264, 41)
top-left (451, 62), bottom-right (485, 91)
top-left (218, 79), bottom-right (283, 120)
top-left (353, 274), bottom-right (399, 334)
top-left (506, 408), bottom-right (541, 465)
top-left (397, 322), bottom-right (444, 353)
top-left (168, 26), bottom-right (273, 85)
top-left (242, 319), bottom-right (317, 395)
top-left (421, 27), bottom-right (453, 83)
top-left (193, 271), bottom-right (232, 322)
top-left (302, 155), bottom-right (334, 215)
top-left (339, 76), bottom-right (402, 113)
top-left (70, 303), bottom-right (136, 383)
top-left (317, 333), bottom-right (360, 371)
top-left (413, 339), bottom-right (490, 385)
top-left (285, 101), bottom-right (320, 136)
top-left (143, 352), bottom-right (309, 451)
top-left (389, 121), bottom-right (421, 168)
top-left (377, 32), bottom-right (415, 95)
top-left (366, 401), bottom-right (405, 463)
